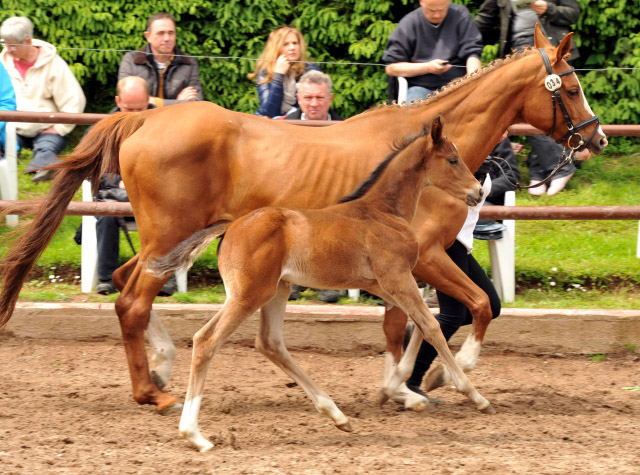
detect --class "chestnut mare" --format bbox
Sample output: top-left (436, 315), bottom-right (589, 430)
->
top-left (0, 27), bottom-right (606, 417)
top-left (148, 117), bottom-right (487, 451)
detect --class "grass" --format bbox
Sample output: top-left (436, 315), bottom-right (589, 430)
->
top-left (2, 145), bottom-right (640, 309)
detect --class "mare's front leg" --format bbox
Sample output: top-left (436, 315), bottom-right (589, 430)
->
top-left (411, 243), bottom-right (493, 392)
top-left (376, 274), bottom-right (493, 414)
top-left (114, 259), bottom-right (181, 413)
top-left (255, 281), bottom-right (352, 431)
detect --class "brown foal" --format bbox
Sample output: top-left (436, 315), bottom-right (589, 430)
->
top-left (147, 117), bottom-right (489, 451)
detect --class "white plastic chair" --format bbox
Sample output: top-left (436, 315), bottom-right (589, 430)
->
top-left (485, 190), bottom-right (516, 303)
top-left (397, 77), bottom-right (408, 104)
top-left (80, 180), bottom-right (187, 293)
top-left (0, 122), bottom-right (19, 225)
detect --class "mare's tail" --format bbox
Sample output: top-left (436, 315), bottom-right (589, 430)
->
top-left (147, 220), bottom-right (232, 278)
top-left (0, 112), bottom-right (147, 329)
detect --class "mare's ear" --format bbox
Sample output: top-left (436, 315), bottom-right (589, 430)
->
top-left (533, 23), bottom-right (550, 48)
top-left (553, 31), bottom-right (573, 65)
top-left (430, 115), bottom-right (443, 143)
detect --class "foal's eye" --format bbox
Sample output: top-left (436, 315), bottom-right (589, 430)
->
top-left (447, 157), bottom-right (458, 165)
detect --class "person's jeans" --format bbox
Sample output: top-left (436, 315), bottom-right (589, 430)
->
top-left (407, 86), bottom-right (435, 102)
top-left (526, 135), bottom-right (576, 181)
top-left (96, 216), bottom-right (122, 281)
top-left (18, 132), bottom-right (67, 172)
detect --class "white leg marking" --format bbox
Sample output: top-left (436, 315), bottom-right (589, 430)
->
top-left (180, 395), bottom-right (213, 452)
top-left (455, 333), bottom-right (482, 372)
top-left (316, 395), bottom-right (350, 428)
top-left (146, 310), bottom-right (176, 388)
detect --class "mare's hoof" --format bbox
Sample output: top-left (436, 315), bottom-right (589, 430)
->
top-left (150, 370), bottom-right (167, 390)
top-left (480, 404), bottom-right (496, 415)
top-left (406, 399), bottom-right (438, 413)
top-left (159, 401), bottom-right (183, 416)
top-left (377, 390), bottom-right (391, 407)
top-left (336, 421), bottom-right (353, 432)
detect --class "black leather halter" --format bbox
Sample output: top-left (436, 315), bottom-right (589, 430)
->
top-left (508, 49), bottom-right (602, 190)
top-left (538, 48), bottom-right (600, 149)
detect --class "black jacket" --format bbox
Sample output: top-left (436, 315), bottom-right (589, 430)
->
top-left (475, 0), bottom-right (580, 60)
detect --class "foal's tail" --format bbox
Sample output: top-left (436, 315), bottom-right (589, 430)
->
top-left (0, 112), bottom-right (147, 329)
top-left (147, 220), bottom-right (232, 278)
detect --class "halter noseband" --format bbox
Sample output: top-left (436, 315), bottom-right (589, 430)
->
top-left (538, 48), bottom-right (600, 150)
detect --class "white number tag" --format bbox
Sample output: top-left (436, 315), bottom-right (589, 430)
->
top-left (545, 74), bottom-right (562, 91)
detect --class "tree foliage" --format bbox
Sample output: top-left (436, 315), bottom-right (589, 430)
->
top-left (0, 0), bottom-right (638, 127)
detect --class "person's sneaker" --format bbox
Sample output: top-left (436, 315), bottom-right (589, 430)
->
top-left (158, 274), bottom-right (178, 296)
top-left (31, 169), bottom-right (54, 183)
top-left (528, 179), bottom-right (547, 196)
top-left (96, 280), bottom-right (117, 295)
top-left (546, 172), bottom-right (574, 196)
top-left (317, 289), bottom-right (340, 303)
top-left (289, 284), bottom-right (306, 301)
top-left (406, 383), bottom-right (445, 404)
top-left (424, 288), bottom-right (439, 308)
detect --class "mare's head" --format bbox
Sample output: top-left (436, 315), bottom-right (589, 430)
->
top-left (523, 24), bottom-right (607, 156)
top-left (422, 116), bottom-right (483, 206)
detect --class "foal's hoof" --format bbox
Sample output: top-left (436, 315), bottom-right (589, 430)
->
top-left (480, 403), bottom-right (496, 415)
top-left (159, 401), bottom-right (184, 416)
top-left (336, 420), bottom-right (353, 432)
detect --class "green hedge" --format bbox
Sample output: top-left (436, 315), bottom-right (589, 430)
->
top-left (1, 0), bottom-right (639, 128)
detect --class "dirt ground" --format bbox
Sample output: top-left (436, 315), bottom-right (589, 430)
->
top-left (1, 319), bottom-right (639, 475)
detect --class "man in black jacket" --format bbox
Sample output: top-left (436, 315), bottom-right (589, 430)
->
top-left (475, 1), bottom-right (581, 196)
top-left (94, 76), bottom-right (176, 296)
top-left (284, 70), bottom-right (342, 121)
top-left (118, 12), bottom-right (203, 107)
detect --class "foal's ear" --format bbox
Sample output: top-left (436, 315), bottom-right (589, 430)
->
top-left (533, 23), bottom-right (549, 49)
top-left (430, 115), bottom-right (443, 143)
top-left (553, 31), bottom-right (573, 66)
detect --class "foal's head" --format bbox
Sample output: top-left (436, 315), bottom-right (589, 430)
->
top-left (422, 116), bottom-right (483, 206)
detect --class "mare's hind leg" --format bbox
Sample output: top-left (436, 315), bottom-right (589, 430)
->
top-left (113, 257), bottom-right (177, 391)
top-left (114, 261), bottom-right (181, 413)
top-left (179, 300), bottom-right (258, 452)
top-left (255, 281), bottom-right (352, 432)
top-left (375, 273), bottom-right (493, 414)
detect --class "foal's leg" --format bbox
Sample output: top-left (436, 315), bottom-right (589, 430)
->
top-left (376, 274), bottom-right (493, 414)
top-left (255, 281), bottom-right (352, 432)
top-left (411, 248), bottom-right (493, 393)
top-left (179, 300), bottom-right (257, 452)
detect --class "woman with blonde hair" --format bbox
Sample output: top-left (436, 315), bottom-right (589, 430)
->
top-left (249, 25), bottom-right (320, 118)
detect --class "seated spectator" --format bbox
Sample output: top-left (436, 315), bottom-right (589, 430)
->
top-left (0, 61), bottom-right (16, 155)
top-left (249, 25), bottom-right (320, 118)
top-left (94, 76), bottom-right (176, 296)
top-left (118, 12), bottom-right (203, 107)
top-left (382, 0), bottom-right (483, 103)
top-left (283, 70), bottom-right (343, 121)
top-left (0, 16), bottom-right (86, 182)
top-left (284, 70), bottom-right (342, 303)
top-left (473, 137), bottom-right (520, 240)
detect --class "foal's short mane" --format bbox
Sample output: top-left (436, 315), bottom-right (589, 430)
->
top-left (370, 47), bottom-right (538, 113)
top-left (339, 125), bottom-right (430, 204)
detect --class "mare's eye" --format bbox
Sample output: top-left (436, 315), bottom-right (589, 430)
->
top-left (567, 89), bottom-right (579, 97)
top-left (447, 157), bottom-right (458, 166)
